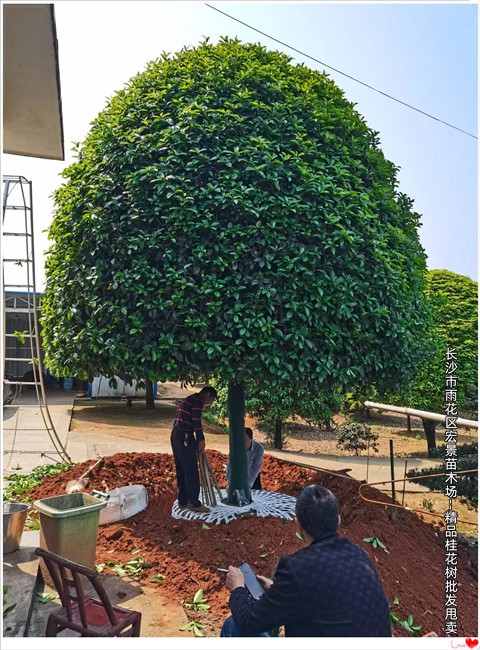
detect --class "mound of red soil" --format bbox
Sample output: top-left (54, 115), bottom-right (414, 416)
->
top-left (30, 451), bottom-right (477, 637)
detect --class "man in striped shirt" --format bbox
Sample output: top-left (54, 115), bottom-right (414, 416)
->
top-left (170, 386), bottom-right (217, 513)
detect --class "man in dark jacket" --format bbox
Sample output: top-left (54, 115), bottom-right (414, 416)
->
top-left (222, 485), bottom-right (392, 637)
top-left (170, 386), bottom-right (217, 513)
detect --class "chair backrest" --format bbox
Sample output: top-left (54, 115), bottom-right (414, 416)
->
top-left (35, 547), bottom-right (118, 627)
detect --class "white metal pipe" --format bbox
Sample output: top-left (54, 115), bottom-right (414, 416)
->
top-left (364, 401), bottom-right (478, 430)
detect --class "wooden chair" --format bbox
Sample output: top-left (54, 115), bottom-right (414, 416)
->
top-left (35, 548), bottom-right (141, 637)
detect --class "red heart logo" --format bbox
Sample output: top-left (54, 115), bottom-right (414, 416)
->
top-left (466, 640), bottom-right (478, 649)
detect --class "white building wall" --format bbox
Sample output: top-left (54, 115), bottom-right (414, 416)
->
top-left (89, 376), bottom-right (156, 398)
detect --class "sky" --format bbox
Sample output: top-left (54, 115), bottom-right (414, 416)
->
top-left (2, 1), bottom-right (478, 292)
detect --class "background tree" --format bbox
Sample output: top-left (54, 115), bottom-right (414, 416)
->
top-left (42, 38), bottom-right (430, 504)
top-left (385, 269), bottom-right (478, 455)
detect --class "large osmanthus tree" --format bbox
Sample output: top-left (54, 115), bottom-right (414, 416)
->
top-left (42, 38), bottom-right (429, 504)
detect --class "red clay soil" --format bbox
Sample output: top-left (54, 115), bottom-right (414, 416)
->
top-left (30, 451), bottom-right (477, 638)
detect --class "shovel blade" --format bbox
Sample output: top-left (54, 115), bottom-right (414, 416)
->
top-left (66, 478), bottom-right (88, 494)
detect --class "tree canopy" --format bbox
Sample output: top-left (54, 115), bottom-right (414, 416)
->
top-left (401, 269), bottom-right (478, 412)
top-left (383, 269), bottom-right (477, 454)
top-left (43, 38), bottom-right (429, 394)
top-left (42, 38), bottom-right (431, 501)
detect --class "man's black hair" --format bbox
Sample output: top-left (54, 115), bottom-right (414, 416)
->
top-left (245, 427), bottom-right (253, 439)
top-left (295, 485), bottom-right (339, 539)
top-left (199, 386), bottom-right (217, 398)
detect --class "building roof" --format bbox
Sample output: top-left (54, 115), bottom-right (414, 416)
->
top-left (3, 4), bottom-right (64, 160)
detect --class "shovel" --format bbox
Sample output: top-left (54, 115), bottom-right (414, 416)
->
top-left (66, 459), bottom-right (103, 494)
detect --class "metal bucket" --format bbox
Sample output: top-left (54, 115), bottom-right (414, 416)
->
top-left (3, 502), bottom-right (29, 554)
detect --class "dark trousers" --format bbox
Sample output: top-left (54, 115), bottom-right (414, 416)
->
top-left (220, 616), bottom-right (270, 637)
top-left (252, 473), bottom-right (262, 490)
top-left (170, 429), bottom-right (200, 507)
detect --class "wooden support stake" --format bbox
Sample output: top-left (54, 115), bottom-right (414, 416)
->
top-left (389, 439), bottom-right (397, 521)
top-left (401, 460), bottom-right (408, 507)
top-left (198, 453), bottom-right (211, 506)
top-left (199, 452), bottom-right (216, 506)
top-left (205, 456), bottom-right (216, 505)
top-left (366, 437), bottom-right (370, 483)
top-left (203, 452), bottom-right (224, 502)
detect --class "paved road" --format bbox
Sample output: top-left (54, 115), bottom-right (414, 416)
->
top-left (3, 390), bottom-right (75, 475)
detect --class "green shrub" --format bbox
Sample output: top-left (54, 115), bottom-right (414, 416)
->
top-left (407, 456), bottom-right (477, 508)
top-left (335, 421), bottom-right (379, 456)
top-left (425, 442), bottom-right (478, 459)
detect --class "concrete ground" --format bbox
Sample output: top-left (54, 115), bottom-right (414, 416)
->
top-left (3, 388), bottom-right (75, 474)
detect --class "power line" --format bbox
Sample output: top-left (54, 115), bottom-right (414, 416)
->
top-left (205, 3), bottom-right (478, 140)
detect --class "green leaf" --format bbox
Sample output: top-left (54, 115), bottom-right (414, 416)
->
top-left (201, 523), bottom-right (211, 530)
top-left (36, 592), bottom-right (57, 603)
top-left (95, 564), bottom-right (105, 573)
top-left (193, 589), bottom-right (203, 604)
top-left (393, 596), bottom-right (399, 606)
top-left (114, 566), bottom-right (127, 576)
top-left (149, 574), bottom-right (166, 583)
top-left (179, 623), bottom-right (192, 631)
top-left (3, 602), bottom-right (17, 616)
top-left (295, 532), bottom-right (305, 541)
top-left (363, 537), bottom-right (374, 543)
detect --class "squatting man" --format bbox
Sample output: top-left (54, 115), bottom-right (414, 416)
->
top-left (221, 485), bottom-right (392, 637)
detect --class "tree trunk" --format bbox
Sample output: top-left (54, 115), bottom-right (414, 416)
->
top-left (226, 381), bottom-right (251, 505)
top-left (421, 418), bottom-right (437, 457)
top-left (274, 419), bottom-right (283, 450)
top-left (145, 380), bottom-right (155, 410)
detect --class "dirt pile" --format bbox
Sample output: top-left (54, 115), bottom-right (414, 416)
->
top-left (30, 451), bottom-right (477, 637)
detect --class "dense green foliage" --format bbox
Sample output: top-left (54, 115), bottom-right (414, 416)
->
top-left (407, 456), bottom-right (478, 508)
top-left (398, 270), bottom-right (477, 413)
top-left (42, 39), bottom-right (431, 500)
top-left (373, 270), bottom-right (478, 455)
top-left (335, 421), bottom-right (379, 456)
top-left (43, 38), bottom-right (428, 393)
